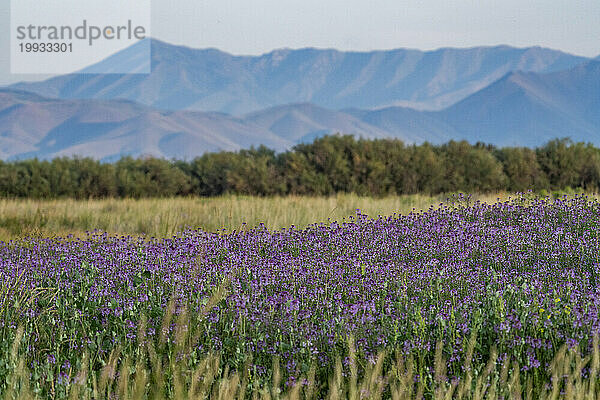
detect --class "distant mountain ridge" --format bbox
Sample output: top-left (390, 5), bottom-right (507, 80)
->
top-left (9, 39), bottom-right (590, 114)
top-left (0, 89), bottom-right (292, 161)
top-left (2, 40), bottom-right (599, 160)
top-left (2, 59), bottom-right (600, 160)
top-left (437, 60), bottom-right (600, 146)
top-left (0, 88), bottom-right (443, 161)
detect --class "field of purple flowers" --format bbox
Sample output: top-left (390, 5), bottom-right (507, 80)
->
top-left (2, 194), bottom-right (600, 398)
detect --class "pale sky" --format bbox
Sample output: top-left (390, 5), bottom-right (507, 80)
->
top-left (1, 0), bottom-right (599, 85)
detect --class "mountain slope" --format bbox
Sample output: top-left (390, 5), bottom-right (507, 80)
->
top-left (0, 91), bottom-right (444, 161)
top-left (438, 61), bottom-right (600, 146)
top-left (243, 103), bottom-right (392, 143)
top-left (0, 89), bottom-right (292, 161)
top-left (3, 60), bottom-right (600, 160)
top-left (10, 40), bottom-right (589, 114)
top-left (345, 106), bottom-right (459, 144)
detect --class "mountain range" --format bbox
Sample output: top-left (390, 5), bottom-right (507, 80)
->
top-left (437, 61), bottom-right (600, 146)
top-left (11, 39), bottom-right (589, 114)
top-left (2, 40), bottom-right (600, 160)
top-left (0, 90), bottom-right (292, 161)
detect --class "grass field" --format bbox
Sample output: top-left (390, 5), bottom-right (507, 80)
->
top-left (0, 193), bottom-right (514, 241)
top-left (3, 192), bottom-right (600, 399)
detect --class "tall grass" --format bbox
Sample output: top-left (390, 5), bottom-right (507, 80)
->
top-left (4, 298), bottom-right (600, 399)
top-left (0, 193), bottom-right (518, 241)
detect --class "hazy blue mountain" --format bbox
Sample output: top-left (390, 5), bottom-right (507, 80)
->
top-left (3, 60), bottom-right (600, 160)
top-left (0, 89), bottom-right (292, 161)
top-left (0, 91), bottom-right (440, 160)
top-left (344, 106), bottom-right (458, 144)
top-left (438, 61), bottom-right (600, 146)
top-left (243, 103), bottom-right (391, 143)
top-left (79, 39), bottom-right (151, 74)
top-left (10, 39), bottom-right (589, 114)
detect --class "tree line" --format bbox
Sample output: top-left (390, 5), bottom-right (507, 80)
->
top-left (1, 136), bottom-right (599, 198)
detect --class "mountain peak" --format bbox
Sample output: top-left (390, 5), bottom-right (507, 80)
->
top-left (2, 55), bottom-right (600, 160)
top-left (9, 40), bottom-right (592, 114)
top-left (440, 59), bottom-right (600, 146)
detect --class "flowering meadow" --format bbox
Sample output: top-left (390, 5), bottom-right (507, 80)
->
top-left (2, 194), bottom-right (600, 398)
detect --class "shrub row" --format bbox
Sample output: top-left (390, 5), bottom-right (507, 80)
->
top-left (1, 136), bottom-right (598, 198)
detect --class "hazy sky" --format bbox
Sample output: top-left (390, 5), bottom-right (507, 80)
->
top-left (1, 0), bottom-right (599, 85)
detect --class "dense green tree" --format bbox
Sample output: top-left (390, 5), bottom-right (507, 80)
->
top-left (0, 136), bottom-right (598, 198)
top-left (400, 143), bottom-right (445, 194)
top-left (495, 147), bottom-right (547, 192)
top-left (115, 157), bottom-right (190, 198)
top-left (280, 151), bottom-right (329, 195)
top-left (438, 141), bottom-right (507, 193)
top-left (226, 147), bottom-right (284, 196)
top-left (293, 135), bottom-right (356, 194)
top-left (536, 139), bottom-right (600, 190)
top-left (188, 152), bottom-right (239, 196)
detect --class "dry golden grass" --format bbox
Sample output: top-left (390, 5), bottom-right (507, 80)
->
top-left (0, 193), bottom-right (516, 241)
